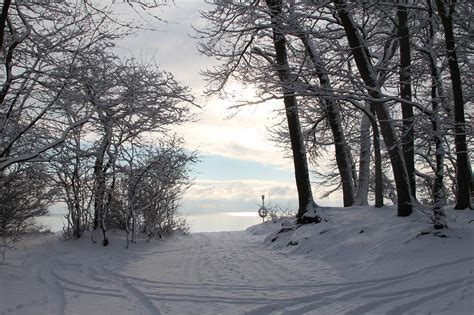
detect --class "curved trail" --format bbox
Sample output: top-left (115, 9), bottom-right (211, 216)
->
top-left (1, 231), bottom-right (473, 314)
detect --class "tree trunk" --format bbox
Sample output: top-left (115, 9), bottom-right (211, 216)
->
top-left (266, 0), bottom-right (320, 223)
top-left (93, 147), bottom-right (106, 232)
top-left (0, 0), bottom-right (11, 50)
top-left (72, 168), bottom-right (82, 238)
top-left (424, 0), bottom-right (447, 228)
top-left (354, 109), bottom-right (371, 206)
top-left (371, 106), bottom-right (384, 208)
top-left (398, 1), bottom-right (416, 199)
top-left (435, 0), bottom-right (471, 209)
top-left (431, 71), bottom-right (446, 227)
top-left (333, 0), bottom-right (413, 216)
top-left (93, 110), bottom-right (112, 245)
top-left (93, 153), bottom-right (109, 246)
top-left (354, 104), bottom-right (384, 207)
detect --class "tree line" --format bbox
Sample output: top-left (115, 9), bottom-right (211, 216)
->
top-left (197, 0), bottom-right (472, 227)
top-left (0, 1), bottom-right (196, 246)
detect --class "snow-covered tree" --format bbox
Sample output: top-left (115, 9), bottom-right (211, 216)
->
top-left (52, 51), bottom-right (194, 244)
top-left (398, 0), bottom-right (416, 200)
top-left (284, 1), bottom-right (356, 207)
top-left (2, 1), bottom-right (196, 243)
top-left (113, 138), bottom-right (196, 246)
top-left (264, 0), bottom-right (320, 222)
top-left (332, 0), bottom-right (415, 216)
top-left (0, 2), bottom-right (120, 236)
top-left (0, 163), bottom-right (54, 237)
top-left (435, 0), bottom-right (472, 210)
top-left (199, 0), bottom-right (471, 224)
top-left (0, 3), bottom-right (120, 170)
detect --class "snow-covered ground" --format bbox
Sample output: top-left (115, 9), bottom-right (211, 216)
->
top-left (1, 206), bottom-right (473, 314)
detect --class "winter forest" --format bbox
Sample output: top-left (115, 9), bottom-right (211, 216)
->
top-left (1, 0), bottom-right (473, 314)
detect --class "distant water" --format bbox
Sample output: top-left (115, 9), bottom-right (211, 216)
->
top-left (37, 212), bottom-right (263, 234)
top-left (186, 212), bottom-right (262, 233)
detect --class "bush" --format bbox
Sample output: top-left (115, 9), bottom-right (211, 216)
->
top-left (265, 203), bottom-right (296, 222)
top-left (0, 164), bottom-right (54, 237)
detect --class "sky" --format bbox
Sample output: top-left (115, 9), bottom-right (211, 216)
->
top-left (113, 1), bottom-right (340, 214)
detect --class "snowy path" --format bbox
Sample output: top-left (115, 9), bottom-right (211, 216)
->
top-left (1, 230), bottom-right (473, 314)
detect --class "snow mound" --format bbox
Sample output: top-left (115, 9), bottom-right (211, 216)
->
top-left (250, 206), bottom-right (474, 279)
top-left (246, 217), bottom-right (293, 235)
top-left (244, 206), bottom-right (474, 314)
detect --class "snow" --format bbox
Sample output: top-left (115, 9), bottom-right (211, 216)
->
top-left (1, 206), bottom-right (473, 314)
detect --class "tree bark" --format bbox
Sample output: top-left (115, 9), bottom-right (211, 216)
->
top-left (93, 109), bottom-right (112, 245)
top-left (424, 0), bottom-right (447, 228)
top-left (371, 105), bottom-right (384, 208)
top-left (431, 67), bottom-right (446, 227)
top-left (435, 0), bottom-right (471, 209)
top-left (266, 0), bottom-right (320, 222)
top-left (398, 1), bottom-right (416, 199)
top-left (333, 0), bottom-right (413, 216)
top-left (354, 109), bottom-right (371, 206)
top-left (0, 0), bottom-right (11, 50)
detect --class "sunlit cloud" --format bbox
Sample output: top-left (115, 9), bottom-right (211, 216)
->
top-left (175, 96), bottom-right (293, 171)
top-left (185, 179), bottom-right (297, 202)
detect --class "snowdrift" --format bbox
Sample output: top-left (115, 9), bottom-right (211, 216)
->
top-left (249, 206), bottom-right (474, 279)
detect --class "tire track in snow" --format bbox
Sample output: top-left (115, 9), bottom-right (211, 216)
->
top-left (385, 277), bottom-right (474, 315)
top-left (245, 257), bottom-right (474, 314)
top-left (53, 272), bottom-right (123, 295)
top-left (342, 277), bottom-right (474, 315)
top-left (100, 264), bottom-right (162, 315)
top-left (41, 257), bottom-right (125, 314)
top-left (446, 267), bottom-right (474, 312)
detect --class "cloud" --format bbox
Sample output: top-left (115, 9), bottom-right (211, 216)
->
top-left (179, 177), bottom-right (344, 214)
top-left (114, 0), bottom-right (213, 91)
top-left (175, 96), bottom-right (293, 171)
top-left (184, 179), bottom-right (297, 203)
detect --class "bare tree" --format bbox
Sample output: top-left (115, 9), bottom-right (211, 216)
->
top-left (398, 0), bottom-right (416, 199)
top-left (414, 0), bottom-right (449, 228)
top-left (0, 163), bottom-right (54, 239)
top-left (285, 1), bottom-right (355, 207)
top-left (0, 0), bottom-right (11, 50)
top-left (265, 0), bottom-right (320, 222)
top-left (48, 108), bottom-right (95, 239)
top-left (0, 3), bottom-right (119, 170)
top-left (117, 138), bottom-right (196, 246)
top-left (61, 51), bottom-right (193, 245)
top-left (333, 0), bottom-right (414, 216)
top-left (0, 2), bottom-right (120, 239)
